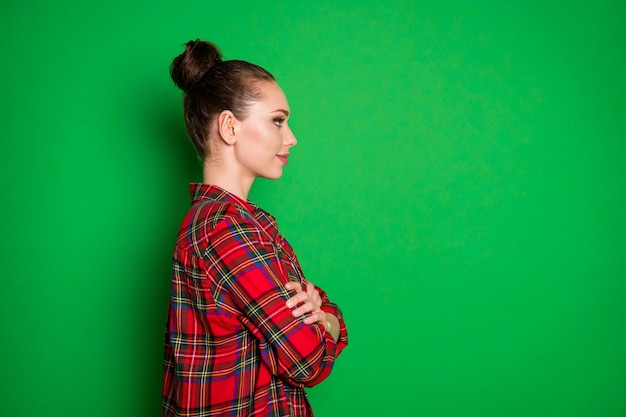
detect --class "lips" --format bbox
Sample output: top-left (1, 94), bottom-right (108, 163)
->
top-left (277, 154), bottom-right (290, 165)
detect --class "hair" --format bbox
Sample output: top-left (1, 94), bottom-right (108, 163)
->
top-left (170, 40), bottom-right (275, 159)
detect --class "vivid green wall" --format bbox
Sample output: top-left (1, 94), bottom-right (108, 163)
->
top-left (2, 1), bottom-right (625, 416)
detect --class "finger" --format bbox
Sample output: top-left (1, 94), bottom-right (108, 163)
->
top-left (286, 291), bottom-right (310, 308)
top-left (302, 312), bottom-right (318, 324)
top-left (305, 282), bottom-right (319, 300)
top-left (284, 281), bottom-right (303, 292)
top-left (291, 299), bottom-right (317, 317)
top-left (304, 281), bottom-right (318, 296)
top-left (303, 311), bottom-right (326, 325)
top-left (312, 290), bottom-right (322, 308)
top-left (305, 283), bottom-right (322, 308)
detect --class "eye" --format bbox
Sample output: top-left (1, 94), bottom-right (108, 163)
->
top-left (274, 117), bottom-right (286, 127)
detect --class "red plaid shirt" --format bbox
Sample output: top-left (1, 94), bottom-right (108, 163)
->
top-left (163, 184), bottom-right (348, 416)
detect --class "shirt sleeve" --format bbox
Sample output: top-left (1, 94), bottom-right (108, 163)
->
top-left (204, 211), bottom-right (338, 388)
top-left (315, 285), bottom-right (349, 357)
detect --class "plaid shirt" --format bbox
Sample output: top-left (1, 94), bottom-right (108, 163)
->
top-left (163, 184), bottom-right (348, 417)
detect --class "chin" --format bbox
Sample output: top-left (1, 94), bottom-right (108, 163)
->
top-left (261, 169), bottom-right (284, 180)
top-left (263, 173), bottom-right (283, 180)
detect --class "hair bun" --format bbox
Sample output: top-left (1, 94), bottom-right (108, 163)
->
top-left (170, 39), bottom-right (222, 92)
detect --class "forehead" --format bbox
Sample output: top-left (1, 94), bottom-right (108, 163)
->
top-left (254, 81), bottom-right (290, 112)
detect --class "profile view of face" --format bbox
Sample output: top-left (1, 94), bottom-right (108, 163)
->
top-left (234, 81), bottom-right (298, 180)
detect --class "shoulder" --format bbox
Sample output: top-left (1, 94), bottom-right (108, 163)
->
top-left (176, 199), bottom-right (265, 253)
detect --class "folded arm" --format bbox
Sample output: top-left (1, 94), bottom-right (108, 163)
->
top-left (207, 213), bottom-right (340, 387)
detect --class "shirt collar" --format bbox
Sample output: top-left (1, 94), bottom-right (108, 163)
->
top-left (189, 183), bottom-right (255, 212)
top-left (189, 183), bottom-right (279, 239)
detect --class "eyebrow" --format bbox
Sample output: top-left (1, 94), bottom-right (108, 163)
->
top-left (272, 109), bottom-right (290, 117)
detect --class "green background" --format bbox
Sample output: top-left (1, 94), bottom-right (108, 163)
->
top-left (2, 1), bottom-right (625, 416)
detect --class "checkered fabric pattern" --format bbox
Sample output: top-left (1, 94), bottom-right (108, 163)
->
top-left (163, 184), bottom-right (348, 416)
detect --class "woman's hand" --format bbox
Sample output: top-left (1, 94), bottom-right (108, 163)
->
top-left (285, 281), bottom-right (327, 327)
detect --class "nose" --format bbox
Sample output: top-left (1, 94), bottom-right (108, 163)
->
top-left (285, 126), bottom-right (297, 147)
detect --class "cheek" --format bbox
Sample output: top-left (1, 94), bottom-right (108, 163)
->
top-left (257, 128), bottom-right (281, 151)
top-left (241, 123), bottom-right (281, 154)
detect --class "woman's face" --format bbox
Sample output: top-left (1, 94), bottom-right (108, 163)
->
top-left (233, 81), bottom-right (297, 180)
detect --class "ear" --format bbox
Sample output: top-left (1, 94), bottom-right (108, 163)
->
top-left (217, 110), bottom-right (238, 145)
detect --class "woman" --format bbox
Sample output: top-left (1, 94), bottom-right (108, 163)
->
top-left (162, 40), bottom-right (348, 417)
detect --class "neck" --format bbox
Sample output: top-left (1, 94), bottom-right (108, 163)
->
top-left (203, 159), bottom-right (255, 201)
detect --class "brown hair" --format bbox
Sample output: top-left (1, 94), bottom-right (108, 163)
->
top-left (170, 40), bottom-right (275, 159)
